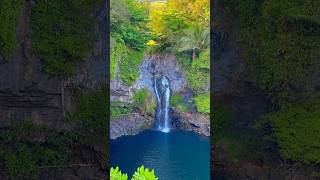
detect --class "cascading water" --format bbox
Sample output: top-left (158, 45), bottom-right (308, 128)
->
top-left (154, 76), bottom-right (170, 133)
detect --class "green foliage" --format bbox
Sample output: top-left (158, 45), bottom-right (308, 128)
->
top-left (132, 166), bottom-right (158, 180)
top-left (0, 0), bottom-right (24, 61)
top-left (263, 95), bottom-right (320, 164)
top-left (212, 105), bottom-right (232, 134)
top-left (110, 167), bottom-right (128, 180)
top-left (192, 49), bottom-right (210, 70)
top-left (133, 88), bottom-right (156, 115)
top-left (0, 121), bottom-right (71, 178)
top-left (68, 86), bottom-right (108, 145)
top-left (170, 94), bottom-right (189, 112)
top-left (194, 93), bottom-right (210, 114)
top-left (110, 166), bottom-right (158, 180)
top-left (119, 51), bottom-right (143, 86)
top-left (216, 132), bottom-right (264, 161)
top-left (178, 50), bottom-right (210, 94)
top-left (229, 0), bottom-right (320, 105)
top-left (111, 0), bottom-right (151, 51)
top-left (111, 101), bottom-right (133, 118)
top-left (178, 25), bottom-right (210, 57)
top-left (111, 38), bottom-right (128, 80)
top-left (30, 0), bottom-right (102, 76)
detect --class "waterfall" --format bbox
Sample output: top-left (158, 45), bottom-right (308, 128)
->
top-left (154, 76), bottom-right (170, 133)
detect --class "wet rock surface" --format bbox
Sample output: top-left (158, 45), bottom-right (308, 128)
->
top-left (110, 112), bottom-right (154, 139)
top-left (172, 108), bottom-right (210, 137)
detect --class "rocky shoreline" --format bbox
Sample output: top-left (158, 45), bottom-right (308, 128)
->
top-left (110, 109), bottom-right (210, 140)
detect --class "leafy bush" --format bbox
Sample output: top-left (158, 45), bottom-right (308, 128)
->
top-left (110, 166), bottom-right (158, 180)
top-left (170, 94), bottom-right (189, 112)
top-left (0, 0), bottom-right (24, 61)
top-left (0, 121), bottom-right (71, 178)
top-left (132, 166), bottom-right (158, 180)
top-left (263, 95), bottom-right (320, 164)
top-left (119, 51), bottom-right (144, 86)
top-left (179, 50), bottom-right (210, 94)
top-left (110, 167), bottom-right (128, 180)
top-left (111, 101), bottom-right (133, 118)
top-left (194, 93), bottom-right (210, 114)
top-left (133, 88), bottom-right (156, 115)
top-left (30, 0), bottom-right (102, 76)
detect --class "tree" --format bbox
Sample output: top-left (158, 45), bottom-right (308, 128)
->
top-left (178, 25), bottom-right (209, 60)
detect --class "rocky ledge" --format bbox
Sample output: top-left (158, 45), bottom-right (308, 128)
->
top-left (110, 112), bottom-right (154, 139)
top-left (171, 108), bottom-right (210, 136)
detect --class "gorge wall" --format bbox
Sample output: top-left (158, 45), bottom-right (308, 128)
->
top-left (0, 1), bottom-right (108, 179)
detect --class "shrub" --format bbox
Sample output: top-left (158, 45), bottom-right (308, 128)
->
top-left (0, 121), bottom-right (71, 178)
top-left (30, 0), bottom-right (102, 76)
top-left (111, 101), bottom-right (133, 118)
top-left (110, 166), bottom-right (158, 180)
top-left (263, 95), bottom-right (320, 164)
top-left (179, 50), bottom-right (210, 94)
top-left (0, 0), bottom-right (25, 61)
top-left (133, 88), bottom-right (156, 115)
top-left (170, 94), bottom-right (189, 112)
top-left (110, 167), bottom-right (128, 180)
top-left (132, 166), bottom-right (158, 180)
top-left (119, 51), bottom-right (144, 86)
top-left (194, 93), bottom-right (210, 114)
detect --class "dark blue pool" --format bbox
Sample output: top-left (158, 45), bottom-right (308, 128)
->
top-left (110, 130), bottom-right (210, 180)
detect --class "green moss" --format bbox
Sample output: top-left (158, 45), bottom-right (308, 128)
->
top-left (133, 88), bottom-right (156, 115)
top-left (110, 38), bottom-right (128, 80)
top-left (263, 95), bottom-right (320, 164)
top-left (30, 0), bottom-right (103, 76)
top-left (67, 86), bottom-right (108, 145)
top-left (228, 0), bottom-right (320, 105)
top-left (0, 0), bottom-right (24, 61)
top-left (119, 51), bottom-right (144, 86)
top-left (194, 93), bottom-right (210, 114)
top-left (0, 121), bottom-right (71, 178)
top-left (177, 50), bottom-right (210, 95)
top-left (170, 94), bottom-right (190, 112)
top-left (111, 101), bottom-right (133, 118)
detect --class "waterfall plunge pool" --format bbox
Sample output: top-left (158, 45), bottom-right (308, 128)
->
top-left (110, 129), bottom-right (210, 180)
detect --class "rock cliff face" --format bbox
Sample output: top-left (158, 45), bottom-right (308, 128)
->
top-left (0, 1), bottom-right (107, 130)
top-left (172, 108), bottom-right (210, 136)
top-left (0, 1), bottom-right (108, 179)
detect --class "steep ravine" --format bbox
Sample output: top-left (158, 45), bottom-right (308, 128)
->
top-left (110, 54), bottom-right (210, 139)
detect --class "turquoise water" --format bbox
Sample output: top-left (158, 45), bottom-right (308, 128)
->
top-left (110, 130), bottom-right (210, 180)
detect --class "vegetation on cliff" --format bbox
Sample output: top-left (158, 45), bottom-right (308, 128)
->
top-left (219, 0), bottom-right (320, 167)
top-left (30, 0), bottom-right (103, 76)
top-left (0, 0), bottom-right (24, 61)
